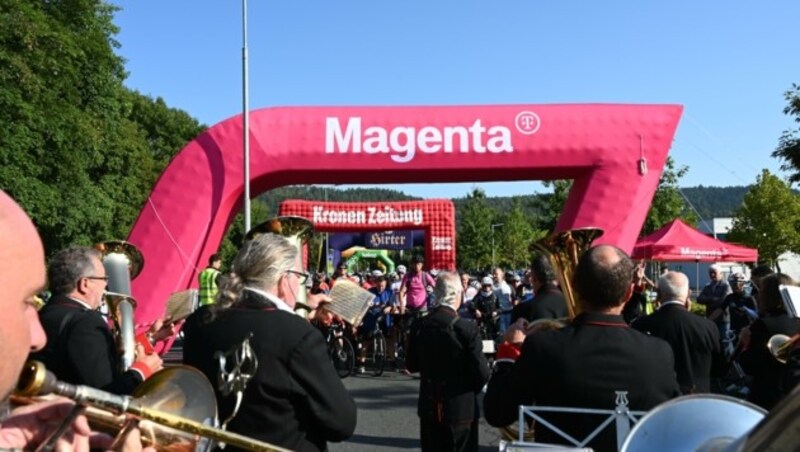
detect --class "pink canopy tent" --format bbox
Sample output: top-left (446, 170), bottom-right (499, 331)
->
top-left (632, 219), bottom-right (758, 291)
top-left (632, 219), bottom-right (758, 262)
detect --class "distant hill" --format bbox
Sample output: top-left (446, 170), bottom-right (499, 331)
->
top-left (259, 185), bottom-right (751, 221)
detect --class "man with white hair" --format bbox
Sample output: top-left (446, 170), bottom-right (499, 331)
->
top-left (633, 271), bottom-right (724, 393)
top-left (697, 264), bottom-right (731, 318)
top-left (407, 272), bottom-right (490, 451)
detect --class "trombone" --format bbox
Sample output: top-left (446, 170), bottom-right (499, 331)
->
top-left (15, 361), bottom-right (290, 452)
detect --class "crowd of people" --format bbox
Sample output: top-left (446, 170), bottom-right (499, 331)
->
top-left (2, 187), bottom-right (799, 451)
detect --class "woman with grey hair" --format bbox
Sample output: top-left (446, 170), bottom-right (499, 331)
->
top-left (183, 233), bottom-right (356, 451)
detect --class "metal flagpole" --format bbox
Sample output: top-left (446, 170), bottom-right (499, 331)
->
top-left (242, 0), bottom-right (251, 232)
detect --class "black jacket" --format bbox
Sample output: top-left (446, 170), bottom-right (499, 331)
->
top-left (511, 286), bottom-right (567, 323)
top-left (406, 306), bottom-right (490, 424)
top-left (484, 312), bottom-right (680, 452)
top-left (632, 303), bottom-right (725, 393)
top-left (182, 292), bottom-right (356, 451)
top-left (738, 311), bottom-right (800, 410)
top-left (31, 295), bottom-right (143, 395)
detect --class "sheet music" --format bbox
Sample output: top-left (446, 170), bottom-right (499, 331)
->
top-left (780, 285), bottom-right (800, 319)
top-left (327, 281), bottom-right (374, 326)
top-left (165, 289), bottom-right (197, 322)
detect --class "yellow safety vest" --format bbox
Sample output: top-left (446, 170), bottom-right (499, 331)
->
top-left (198, 268), bottom-right (221, 306)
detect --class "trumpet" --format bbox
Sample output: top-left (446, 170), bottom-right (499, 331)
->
top-left (16, 361), bottom-right (290, 452)
top-left (767, 333), bottom-right (800, 364)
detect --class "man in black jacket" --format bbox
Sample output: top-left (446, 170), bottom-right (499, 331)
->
top-left (484, 245), bottom-right (680, 452)
top-left (183, 232), bottom-right (356, 451)
top-left (407, 272), bottom-right (490, 452)
top-left (633, 271), bottom-right (724, 393)
top-left (32, 246), bottom-right (163, 395)
top-left (511, 253), bottom-right (567, 323)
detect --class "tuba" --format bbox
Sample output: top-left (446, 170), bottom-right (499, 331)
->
top-left (15, 360), bottom-right (291, 451)
top-left (246, 216), bottom-right (316, 314)
top-left (530, 228), bottom-right (603, 318)
top-left (623, 383), bottom-right (800, 451)
top-left (767, 333), bottom-right (800, 364)
top-left (94, 240), bottom-right (144, 372)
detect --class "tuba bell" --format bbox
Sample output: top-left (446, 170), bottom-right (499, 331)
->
top-left (767, 333), bottom-right (800, 364)
top-left (94, 240), bottom-right (144, 372)
top-left (623, 383), bottom-right (800, 451)
top-left (246, 216), bottom-right (316, 314)
top-left (530, 228), bottom-right (603, 318)
top-left (621, 394), bottom-right (767, 451)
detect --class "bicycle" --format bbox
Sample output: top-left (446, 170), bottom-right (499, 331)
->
top-left (358, 315), bottom-right (388, 376)
top-left (325, 321), bottom-right (355, 378)
top-left (393, 309), bottom-right (426, 372)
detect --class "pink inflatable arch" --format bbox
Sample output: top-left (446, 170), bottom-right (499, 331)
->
top-left (279, 199), bottom-right (456, 270)
top-left (128, 104), bottom-right (682, 324)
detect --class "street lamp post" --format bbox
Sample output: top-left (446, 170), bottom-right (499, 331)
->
top-left (242, 0), bottom-right (251, 232)
top-left (491, 223), bottom-right (503, 269)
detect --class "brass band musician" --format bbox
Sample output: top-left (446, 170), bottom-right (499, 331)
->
top-left (31, 246), bottom-right (166, 395)
top-left (182, 232), bottom-right (356, 451)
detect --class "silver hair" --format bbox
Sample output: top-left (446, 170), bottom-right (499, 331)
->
top-left (216, 233), bottom-right (298, 306)
top-left (434, 271), bottom-right (463, 307)
top-left (48, 246), bottom-right (102, 296)
top-left (657, 271), bottom-right (689, 302)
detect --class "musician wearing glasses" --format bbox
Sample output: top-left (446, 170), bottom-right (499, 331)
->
top-left (31, 246), bottom-right (164, 395)
top-left (484, 245), bottom-right (680, 451)
top-left (182, 233), bottom-right (356, 452)
top-left (0, 191), bottom-right (150, 450)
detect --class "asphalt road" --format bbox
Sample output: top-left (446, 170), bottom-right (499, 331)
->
top-left (330, 368), bottom-right (502, 451)
top-left (165, 341), bottom-right (503, 451)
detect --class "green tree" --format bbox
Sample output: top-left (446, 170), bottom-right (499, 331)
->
top-left (0, 1), bottom-right (204, 254)
top-left (457, 188), bottom-right (497, 271)
top-left (497, 197), bottom-right (545, 269)
top-left (727, 169), bottom-right (800, 270)
top-left (772, 84), bottom-right (800, 185)
top-left (533, 180), bottom-right (572, 232)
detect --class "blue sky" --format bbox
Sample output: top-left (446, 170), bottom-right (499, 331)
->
top-left (114, 1), bottom-right (799, 199)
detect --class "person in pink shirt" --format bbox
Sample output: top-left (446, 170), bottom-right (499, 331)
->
top-left (399, 256), bottom-right (435, 314)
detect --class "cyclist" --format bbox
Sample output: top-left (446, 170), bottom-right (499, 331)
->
top-left (356, 274), bottom-right (395, 373)
top-left (472, 276), bottom-right (500, 342)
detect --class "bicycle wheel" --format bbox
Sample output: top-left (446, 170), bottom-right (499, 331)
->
top-left (330, 336), bottom-right (355, 378)
top-left (371, 334), bottom-right (387, 376)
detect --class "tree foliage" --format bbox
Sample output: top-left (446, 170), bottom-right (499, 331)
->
top-left (0, 0), bottom-right (204, 255)
top-left (456, 188), bottom-right (497, 271)
top-left (727, 169), bottom-right (800, 269)
top-left (497, 197), bottom-right (545, 270)
top-left (772, 83), bottom-right (800, 185)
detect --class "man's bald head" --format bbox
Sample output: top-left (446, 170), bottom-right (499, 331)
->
top-left (0, 191), bottom-right (47, 400)
top-left (574, 245), bottom-right (635, 311)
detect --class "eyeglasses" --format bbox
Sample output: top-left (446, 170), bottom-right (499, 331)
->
top-left (85, 276), bottom-right (109, 282)
top-left (285, 270), bottom-right (310, 284)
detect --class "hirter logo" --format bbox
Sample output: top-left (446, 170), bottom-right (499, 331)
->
top-left (515, 111), bottom-right (541, 135)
